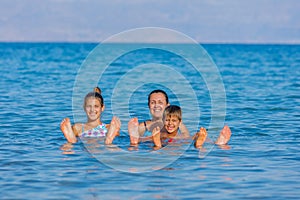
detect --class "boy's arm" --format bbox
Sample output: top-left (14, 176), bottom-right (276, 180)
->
top-left (179, 122), bottom-right (190, 138)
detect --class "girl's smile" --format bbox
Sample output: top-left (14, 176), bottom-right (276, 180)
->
top-left (149, 93), bottom-right (169, 120)
top-left (84, 97), bottom-right (104, 122)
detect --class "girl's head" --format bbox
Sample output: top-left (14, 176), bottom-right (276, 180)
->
top-left (148, 89), bottom-right (169, 106)
top-left (84, 87), bottom-right (104, 107)
top-left (163, 105), bottom-right (182, 134)
top-left (83, 87), bottom-right (104, 122)
top-left (148, 90), bottom-right (170, 120)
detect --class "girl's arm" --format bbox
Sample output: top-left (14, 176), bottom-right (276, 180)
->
top-left (138, 122), bottom-right (146, 137)
top-left (72, 123), bottom-right (82, 137)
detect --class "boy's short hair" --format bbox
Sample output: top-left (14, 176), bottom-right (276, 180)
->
top-left (163, 105), bottom-right (182, 121)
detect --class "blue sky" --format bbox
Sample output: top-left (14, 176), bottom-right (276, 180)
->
top-left (0, 0), bottom-right (299, 43)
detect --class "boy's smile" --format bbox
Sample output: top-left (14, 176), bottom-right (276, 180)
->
top-left (164, 115), bottom-right (181, 135)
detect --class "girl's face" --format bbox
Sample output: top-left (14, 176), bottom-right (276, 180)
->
top-left (149, 92), bottom-right (169, 119)
top-left (84, 97), bottom-right (104, 122)
top-left (164, 115), bottom-right (181, 135)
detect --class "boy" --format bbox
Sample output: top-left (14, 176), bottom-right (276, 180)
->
top-left (151, 105), bottom-right (231, 149)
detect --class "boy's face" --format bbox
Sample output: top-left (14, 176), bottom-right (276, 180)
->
top-left (164, 114), bottom-right (181, 134)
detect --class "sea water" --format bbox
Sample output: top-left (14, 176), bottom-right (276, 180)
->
top-left (0, 43), bottom-right (299, 199)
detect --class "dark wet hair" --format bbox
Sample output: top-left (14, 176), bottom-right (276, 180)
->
top-left (163, 105), bottom-right (182, 121)
top-left (148, 89), bottom-right (169, 106)
top-left (84, 87), bottom-right (104, 107)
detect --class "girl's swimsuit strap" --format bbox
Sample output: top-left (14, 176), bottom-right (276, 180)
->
top-left (144, 120), bottom-right (151, 131)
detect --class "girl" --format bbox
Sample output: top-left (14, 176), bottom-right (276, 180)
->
top-left (60, 87), bottom-right (120, 144)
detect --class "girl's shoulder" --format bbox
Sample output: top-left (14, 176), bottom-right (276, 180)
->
top-left (72, 123), bottom-right (84, 136)
top-left (72, 123), bottom-right (83, 129)
top-left (138, 119), bottom-right (150, 126)
top-left (142, 120), bottom-right (163, 130)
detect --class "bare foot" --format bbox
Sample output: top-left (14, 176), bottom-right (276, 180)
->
top-left (215, 125), bottom-right (231, 145)
top-left (194, 127), bottom-right (207, 148)
top-left (152, 126), bottom-right (162, 148)
top-left (128, 118), bottom-right (139, 146)
top-left (105, 116), bottom-right (121, 145)
top-left (60, 118), bottom-right (77, 143)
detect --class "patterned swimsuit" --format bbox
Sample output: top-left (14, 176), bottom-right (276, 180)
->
top-left (80, 124), bottom-right (107, 138)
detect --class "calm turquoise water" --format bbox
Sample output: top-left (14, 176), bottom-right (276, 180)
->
top-left (0, 43), bottom-right (299, 199)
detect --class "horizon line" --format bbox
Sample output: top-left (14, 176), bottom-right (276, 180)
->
top-left (0, 40), bottom-right (300, 45)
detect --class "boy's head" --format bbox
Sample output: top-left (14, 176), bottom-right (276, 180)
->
top-left (163, 105), bottom-right (182, 134)
top-left (163, 105), bottom-right (182, 121)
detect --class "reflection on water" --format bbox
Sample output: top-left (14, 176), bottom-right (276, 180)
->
top-left (60, 143), bottom-right (76, 155)
top-left (0, 43), bottom-right (299, 199)
top-left (78, 136), bottom-right (195, 173)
